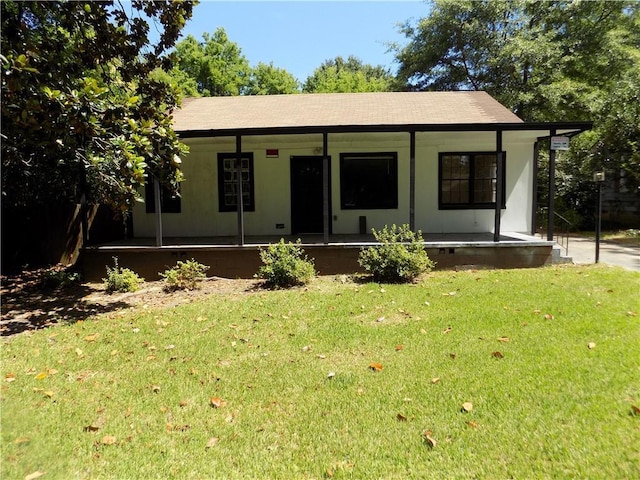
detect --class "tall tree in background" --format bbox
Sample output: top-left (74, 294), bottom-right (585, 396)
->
top-left (395, 0), bottom-right (640, 227)
top-left (246, 62), bottom-right (299, 95)
top-left (1, 0), bottom-right (195, 212)
top-left (303, 56), bottom-right (395, 93)
top-left (172, 29), bottom-right (251, 96)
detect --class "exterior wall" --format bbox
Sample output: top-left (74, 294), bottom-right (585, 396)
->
top-left (132, 131), bottom-right (535, 238)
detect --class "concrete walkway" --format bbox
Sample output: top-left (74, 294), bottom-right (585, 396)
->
top-left (565, 235), bottom-right (640, 271)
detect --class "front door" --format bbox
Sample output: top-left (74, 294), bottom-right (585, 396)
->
top-left (290, 156), bottom-right (328, 234)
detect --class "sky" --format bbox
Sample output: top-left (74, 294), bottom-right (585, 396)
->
top-left (176, 0), bottom-right (429, 82)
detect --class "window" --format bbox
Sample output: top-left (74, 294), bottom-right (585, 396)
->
top-left (217, 152), bottom-right (255, 212)
top-left (439, 152), bottom-right (506, 209)
top-left (144, 179), bottom-right (181, 213)
top-left (340, 153), bottom-right (398, 209)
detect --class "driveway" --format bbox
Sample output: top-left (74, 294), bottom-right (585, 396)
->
top-left (566, 235), bottom-right (640, 271)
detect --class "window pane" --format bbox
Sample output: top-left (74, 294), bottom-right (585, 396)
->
top-left (218, 153), bottom-right (255, 212)
top-left (340, 154), bottom-right (398, 209)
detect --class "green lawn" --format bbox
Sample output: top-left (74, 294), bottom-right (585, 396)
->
top-left (2, 265), bottom-right (639, 479)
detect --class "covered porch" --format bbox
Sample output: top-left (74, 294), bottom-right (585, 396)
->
top-left (81, 232), bottom-right (555, 281)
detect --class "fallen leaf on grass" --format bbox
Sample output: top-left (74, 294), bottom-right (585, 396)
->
top-left (587, 342), bottom-right (596, 349)
top-left (544, 314), bottom-right (555, 320)
top-left (43, 390), bottom-right (54, 398)
top-left (75, 348), bottom-right (84, 357)
top-left (442, 326), bottom-right (453, 334)
top-left (151, 385), bottom-right (160, 393)
top-left (396, 413), bottom-right (407, 422)
top-left (24, 471), bottom-right (45, 480)
top-left (461, 402), bottom-right (473, 413)
top-left (14, 436), bottom-right (30, 445)
top-left (205, 437), bottom-right (219, 449)
top-left (631, 405), bottom-right (640, 416)
top-left (467, 421), bottom-right (479, 429)
top-left (368, 362), bottom-right (383, 372)
top-left (101, 435), bottom-right (117, 445)
top-left (449, 353), bottom-right (457, 360)
top-left (84, 334), bottom-right (99, 342)
top-left (422, 430), bottom-right (436, 448)
top-left (628, 311), bottom-right (638, 317)
top-left (491, 351), bottom-right (504, 359)
top-left (431, 377), bottom-right (441, 384)
top-left (497, 336), bottom-right (510, 343)
top-left (34, 371), bottom-right (47, 380)
top-left (5, 372), bottom-right (16, 382)
top-left (316, 354), bottom-right (326, 359)
top-left (395, 345), bottom-right (404, 351)
top-left (327, 371), bottom-right (336, 379)
top-left (210, 397), bottom-right (225, 408)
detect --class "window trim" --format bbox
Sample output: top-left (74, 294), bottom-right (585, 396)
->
top-left (339, 152), bottom-right (398, 210)
top-left (438, 151), bottom-right (506, 210)
top-left (144, 179), bottom-right (181, 214)
top-left (217, 152), bottom-right (255, 212)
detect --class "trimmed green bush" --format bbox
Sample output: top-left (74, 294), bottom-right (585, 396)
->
top-left (358, 224), bottom-right (435, 283)
top-left (160, 259), bottom-right (209, 291)
top-left (103, 257), bottom-right (143, 293)
top-left (40, 266), bottom-right (82, 289)
top-left (257, 239), bottom-right (315, 288)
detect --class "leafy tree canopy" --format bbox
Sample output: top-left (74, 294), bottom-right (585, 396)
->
top-left (246, 62), bottom-right (300, 95)
top-left (302, 56), bottom-right (395, 93)
top-left (1, 0), bottom-right (195, 212)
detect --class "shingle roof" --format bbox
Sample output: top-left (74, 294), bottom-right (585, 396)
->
top-left (172, 91), bottom-right (523, 133)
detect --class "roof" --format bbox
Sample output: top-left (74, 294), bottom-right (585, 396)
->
top-left (172, 91), bottom-right (592, 138)
top-left (173, 91), bottom-right (522, 133)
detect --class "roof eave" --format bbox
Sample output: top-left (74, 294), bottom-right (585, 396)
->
top-left (176, 121), bottom-right (593, 139)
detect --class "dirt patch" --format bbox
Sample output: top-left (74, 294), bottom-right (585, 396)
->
top-left (1, 267), bottom-right (261, 337)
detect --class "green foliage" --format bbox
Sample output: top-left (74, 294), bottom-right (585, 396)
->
top-left (39, 266), bottom-right (82, 289)
top-left (1, 1), bottom-right (194, 212)
top-left (303, 55), bottom-right (394, 93)
top-left (160, 259), bottom-right (209, 291)
top-left (103, 257), bottom-right (143, 293)
top-left (246, 62), bottom-right (300, 95)
top-left (359, 224), bottom-right (435, 283)
top-left (257, 239), bottom-right (316, 288)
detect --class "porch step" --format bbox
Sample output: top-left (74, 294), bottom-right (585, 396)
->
top-left (551, 245), bottom-right (573, 264)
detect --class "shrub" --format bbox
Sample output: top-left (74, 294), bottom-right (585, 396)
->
top-left (256, 239), bottom-right (315, 288)
top-left (160, 259), bottom-right (209, 291)
top-left (103, 257), bottom-right (143, 293)
top-left (40, 266), bottom-right (82, 289)
top-left (358, 224), bottom-right (435, 283)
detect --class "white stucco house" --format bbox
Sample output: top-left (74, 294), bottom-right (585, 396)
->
top-left (85, 92), bottom-right (592, 279)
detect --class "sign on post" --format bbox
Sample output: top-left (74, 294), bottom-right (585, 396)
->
top-left (550, 136), bottom-right (570, 150)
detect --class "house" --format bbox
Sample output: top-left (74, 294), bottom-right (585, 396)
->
top-left (83, 92), bottom-right (592, 280)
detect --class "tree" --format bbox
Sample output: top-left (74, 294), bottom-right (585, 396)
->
top-left (395, 0), bottom-right (636, 121)
top-left (246, 62), bottom-right (300, 95)
top-left (1, 0), bottom-right (195, 212)
top-left (302, 56), bottom-right (395, 93)
top-left (172, 29), bottom-right (251, 96)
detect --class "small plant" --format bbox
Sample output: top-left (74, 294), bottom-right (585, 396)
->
top-left (103, 257), bottom-right (143, 293)
top-left (160, 259), bottom-right (209, 291)
top-left (358, 224), bottom-right (435, 283)
top-left (256, 239), bottom-right (316, 288)
top-left (40, 266), bottom-right (82, 289)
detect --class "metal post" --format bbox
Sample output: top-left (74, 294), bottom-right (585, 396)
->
top-left (531, 141), bottom-right (539, 236)
top-left (235, 135), bottom-right (244, 246)
top-left (409, 131), bottom-right (416, 232)
top-left (154, 177), bottom-right (163, 247)
top-left (594, 171), bottom-right (605, 263)
top-left (493, 130), bottom-right (503, 242)
top-left (322, 132), bottom-right (330, 244)
top-left (547, 130), bottom-right (556, 242)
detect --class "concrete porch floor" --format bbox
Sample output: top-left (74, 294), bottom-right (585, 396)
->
top-left (81, 232), bottom-right (554, 281)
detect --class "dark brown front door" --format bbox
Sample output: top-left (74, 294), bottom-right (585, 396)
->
top-left (290, 156), bottom-right (328, 234)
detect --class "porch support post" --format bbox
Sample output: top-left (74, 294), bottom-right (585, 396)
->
top-left (493, 130), bottom-right (503, 242)
top-left (531, 141), bottom-right (540, 235)
top-left (235, 135), bottom-right (245, 246)
top-left (322, 132), bottom-right (330, 245)
top-left (409, 131), bottom-right (416, 231)
top-left (153, 176), bottom-right (163, 247)
top-left (547, 129), bottom-right (556, 241)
